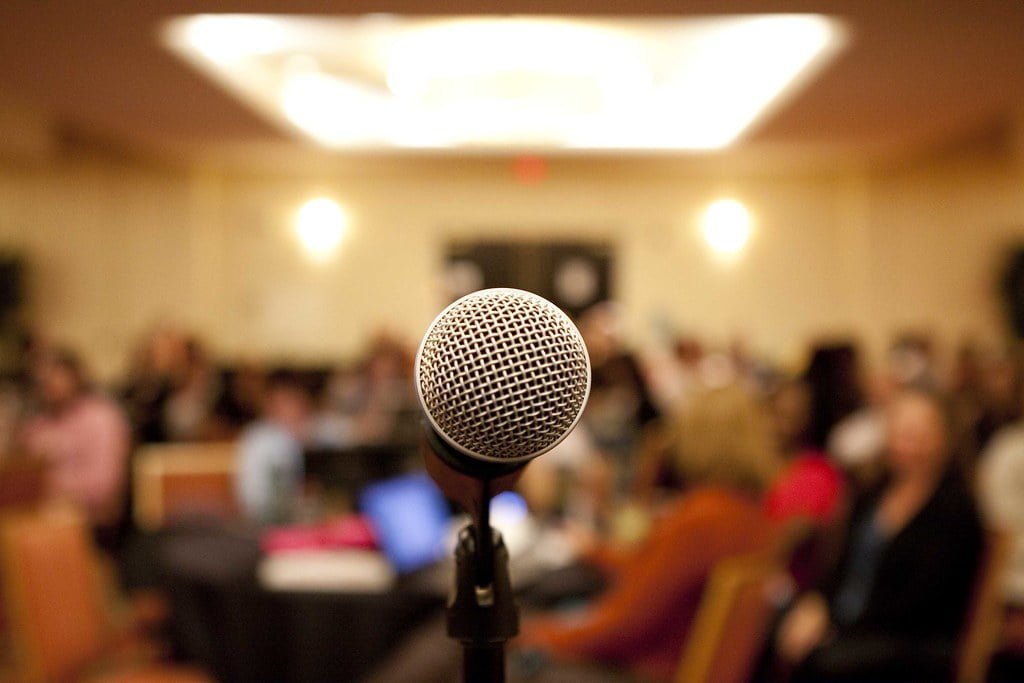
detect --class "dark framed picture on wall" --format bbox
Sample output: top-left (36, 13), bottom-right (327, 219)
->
top-left (444, 240), bottom-right (613, 318)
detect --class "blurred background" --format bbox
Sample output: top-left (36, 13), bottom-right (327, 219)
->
top-left (0, 2), bottom-right (1022, 682)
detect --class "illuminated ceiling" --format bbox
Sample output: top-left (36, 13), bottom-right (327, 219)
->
top-left (161, 14), bottom-right (846, 152)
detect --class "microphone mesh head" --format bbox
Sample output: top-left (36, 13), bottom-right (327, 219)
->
top-left (416, 288), bottom-right (591, 463)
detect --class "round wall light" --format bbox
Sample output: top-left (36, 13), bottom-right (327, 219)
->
top-left (295, 196), bottom-right (347, 261)
top-left (702, 198), bottom-right (752, 256)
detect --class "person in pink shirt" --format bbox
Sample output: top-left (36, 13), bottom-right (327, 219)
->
top-left (764, 380), bottom-right (845, 525)
top-left (20, 348), bottom-right (130, 527)
top-left (763, 380), bottom-right (846, 592)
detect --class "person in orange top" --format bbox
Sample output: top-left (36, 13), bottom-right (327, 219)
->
top-left (520, 488), bottom-right (772, 681)
top-left (364, 385), bottom-right (783, 683)
top-left (517, 385), bottom-right (782, 682)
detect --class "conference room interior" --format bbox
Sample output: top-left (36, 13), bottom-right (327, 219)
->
top-left (2, 2), bottom-right (1024, 682)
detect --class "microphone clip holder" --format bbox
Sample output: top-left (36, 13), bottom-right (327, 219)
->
top-left (423, 424), bottom-right (520, 683)
top-left (448, 522), bottom-right (518, 683)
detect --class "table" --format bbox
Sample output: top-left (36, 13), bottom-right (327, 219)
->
top-left (153, 525), bottom-right (443, 683)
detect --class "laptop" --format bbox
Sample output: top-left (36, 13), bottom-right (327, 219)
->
top-left (359, 472), bottom-right (452, 574)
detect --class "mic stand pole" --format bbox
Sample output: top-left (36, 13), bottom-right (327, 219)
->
top-left (447, 478), bottom-right (519, 683)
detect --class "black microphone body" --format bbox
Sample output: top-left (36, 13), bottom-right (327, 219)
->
top-left (422, 421), bottom-right (524, 480)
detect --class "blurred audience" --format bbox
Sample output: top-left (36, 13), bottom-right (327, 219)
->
top-left (971, 348), bottom-right (1023, 463)
top-left (0, 329), bottom-right (51, 453)
top-left (947, 341), bottom-right (1024, 473)
top-left (950, 341), bottom-right (986, 458)
top-left (366, 384), bottom-right (781, 683)
top-left (236, 371), bottom-right (311, 524)
top-left (212, 357), bottom-right (266, 432)
top-left (516, 385), bottom-right (781, 681)
top-left (19, 347), bottom-right (130, 528)
top-left (886, 333), bottom-right (939, 392)
top-left (826, 372), bottom-right (893, 480)
top-left (763, 380), bottom-right (844, 526)
top-left (640, 333), bottom-right (704, 413)
top-left (4, 310), bottom-right (1019, 683)
top-left (164, 336), bottom-right (223, 441)
top-left (764, 379), bottom-right (845, 592)
top-left (122, 325), bottom-right (188, 443)
top-left (578, 304), bottom-right (659, 493)
top-left (517, 426), bottom-right (614, 534)
top-left (803, 343), bottom-right (864, 452)
top-left (978, 407), bottom-right (1024, 653)
top-left (314, 333), bottom-right (417, 448)
top-left (826, 335), bottom-right (949, 481)
top-left (773, 389), bottom-right (983, 683)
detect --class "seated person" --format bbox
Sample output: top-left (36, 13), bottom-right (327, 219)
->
top-left (764, 379), bottom-right (846, 588)
top-left (235, 371), bottom-right (310, 524)
top-left (365, 384), bottom-right (783, 683)
top-left (978, 416), bottom-right (1024, 660)
top-left (212, 359), bottom-right (265, 434)
top-left (162, 336), bottom-right (222, 441)
top-left (516, 385), bottom-right (781, 682)
top-left (774, 389), bottom-right (983, 683)
top-left (764, 379), bottom-right (844, 526)
top-left (634, 379), bottom-right (844, 530)
top-left (20, 347), bottom-right (130, 528)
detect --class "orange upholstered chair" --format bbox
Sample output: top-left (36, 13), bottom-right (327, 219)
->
top-left (0, 459), bottom-right (45, 512)
top-left (0, 457), bottom-right (47, 657)
top-left (0, 506), bottom-right (210, 683)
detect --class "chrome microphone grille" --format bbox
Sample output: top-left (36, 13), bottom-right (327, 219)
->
top-left (415, 288), bottom-right (591, 463)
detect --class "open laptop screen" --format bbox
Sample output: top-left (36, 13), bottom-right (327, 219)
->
top-left (359, 472), bottom-right (451, 574)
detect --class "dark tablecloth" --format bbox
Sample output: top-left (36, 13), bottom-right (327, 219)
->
top-left (134, 525), bottom-right (442, 683)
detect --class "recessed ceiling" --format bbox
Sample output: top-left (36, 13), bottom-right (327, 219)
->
top-left (0, 1), bottom-right (1022, 165)
top-left (161, 13), bottom-right (845, 152)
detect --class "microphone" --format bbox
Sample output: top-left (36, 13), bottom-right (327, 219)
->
top-left (415, 287), bottom-right (592, 478)
top-left (414, 287), bottom-right (591, 683)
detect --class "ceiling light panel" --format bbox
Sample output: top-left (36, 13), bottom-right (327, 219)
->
top-left (162, 14), bottom-right (846, 152)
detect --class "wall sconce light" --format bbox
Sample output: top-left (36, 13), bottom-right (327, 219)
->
top-left (295, 196), bottom-right (347, 261)
top-left (702, 198), bottom-right (752, 256)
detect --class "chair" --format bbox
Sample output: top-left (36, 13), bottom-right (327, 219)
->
top-left (674, 553), bottom-right (784, 683)
top-left (133, 443), bottom-right (237, 531)
top-left (0, 458), bottom-right (47, 663)
top-left (0, 505), bottom-right (210, 683)
top-left (0, 459), bottom-right (45, 512)
top-left (956, 530), bottom-right (1013, 683)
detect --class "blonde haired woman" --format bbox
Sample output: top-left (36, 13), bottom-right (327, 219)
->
top-left (517, 385), bottom-right (783, 682)
top-left (365, 385), bottom-right (786, 683)
top-left (671, 383), bottom-right (781, 492)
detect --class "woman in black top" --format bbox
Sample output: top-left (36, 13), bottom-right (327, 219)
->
top-left (776, 389), bottom-right (983, 682)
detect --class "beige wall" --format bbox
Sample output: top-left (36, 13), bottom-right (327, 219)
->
top-left (864, 153), bottom-right (1024, 356)
top-left (0, 133), bottom-right (1022, 381)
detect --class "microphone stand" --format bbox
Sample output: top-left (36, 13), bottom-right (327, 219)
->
top-left (423, 426), bottom-right (520, 683)
top-left (447, 477), bottom-right (519, 683)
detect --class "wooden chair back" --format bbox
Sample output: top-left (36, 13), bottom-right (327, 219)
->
top-left (133, 443), bottom-right (237, 531)
top-left (674, 553), bottom-right (781, 683)
top-left (956, 530), bottom-right (1012, 683)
